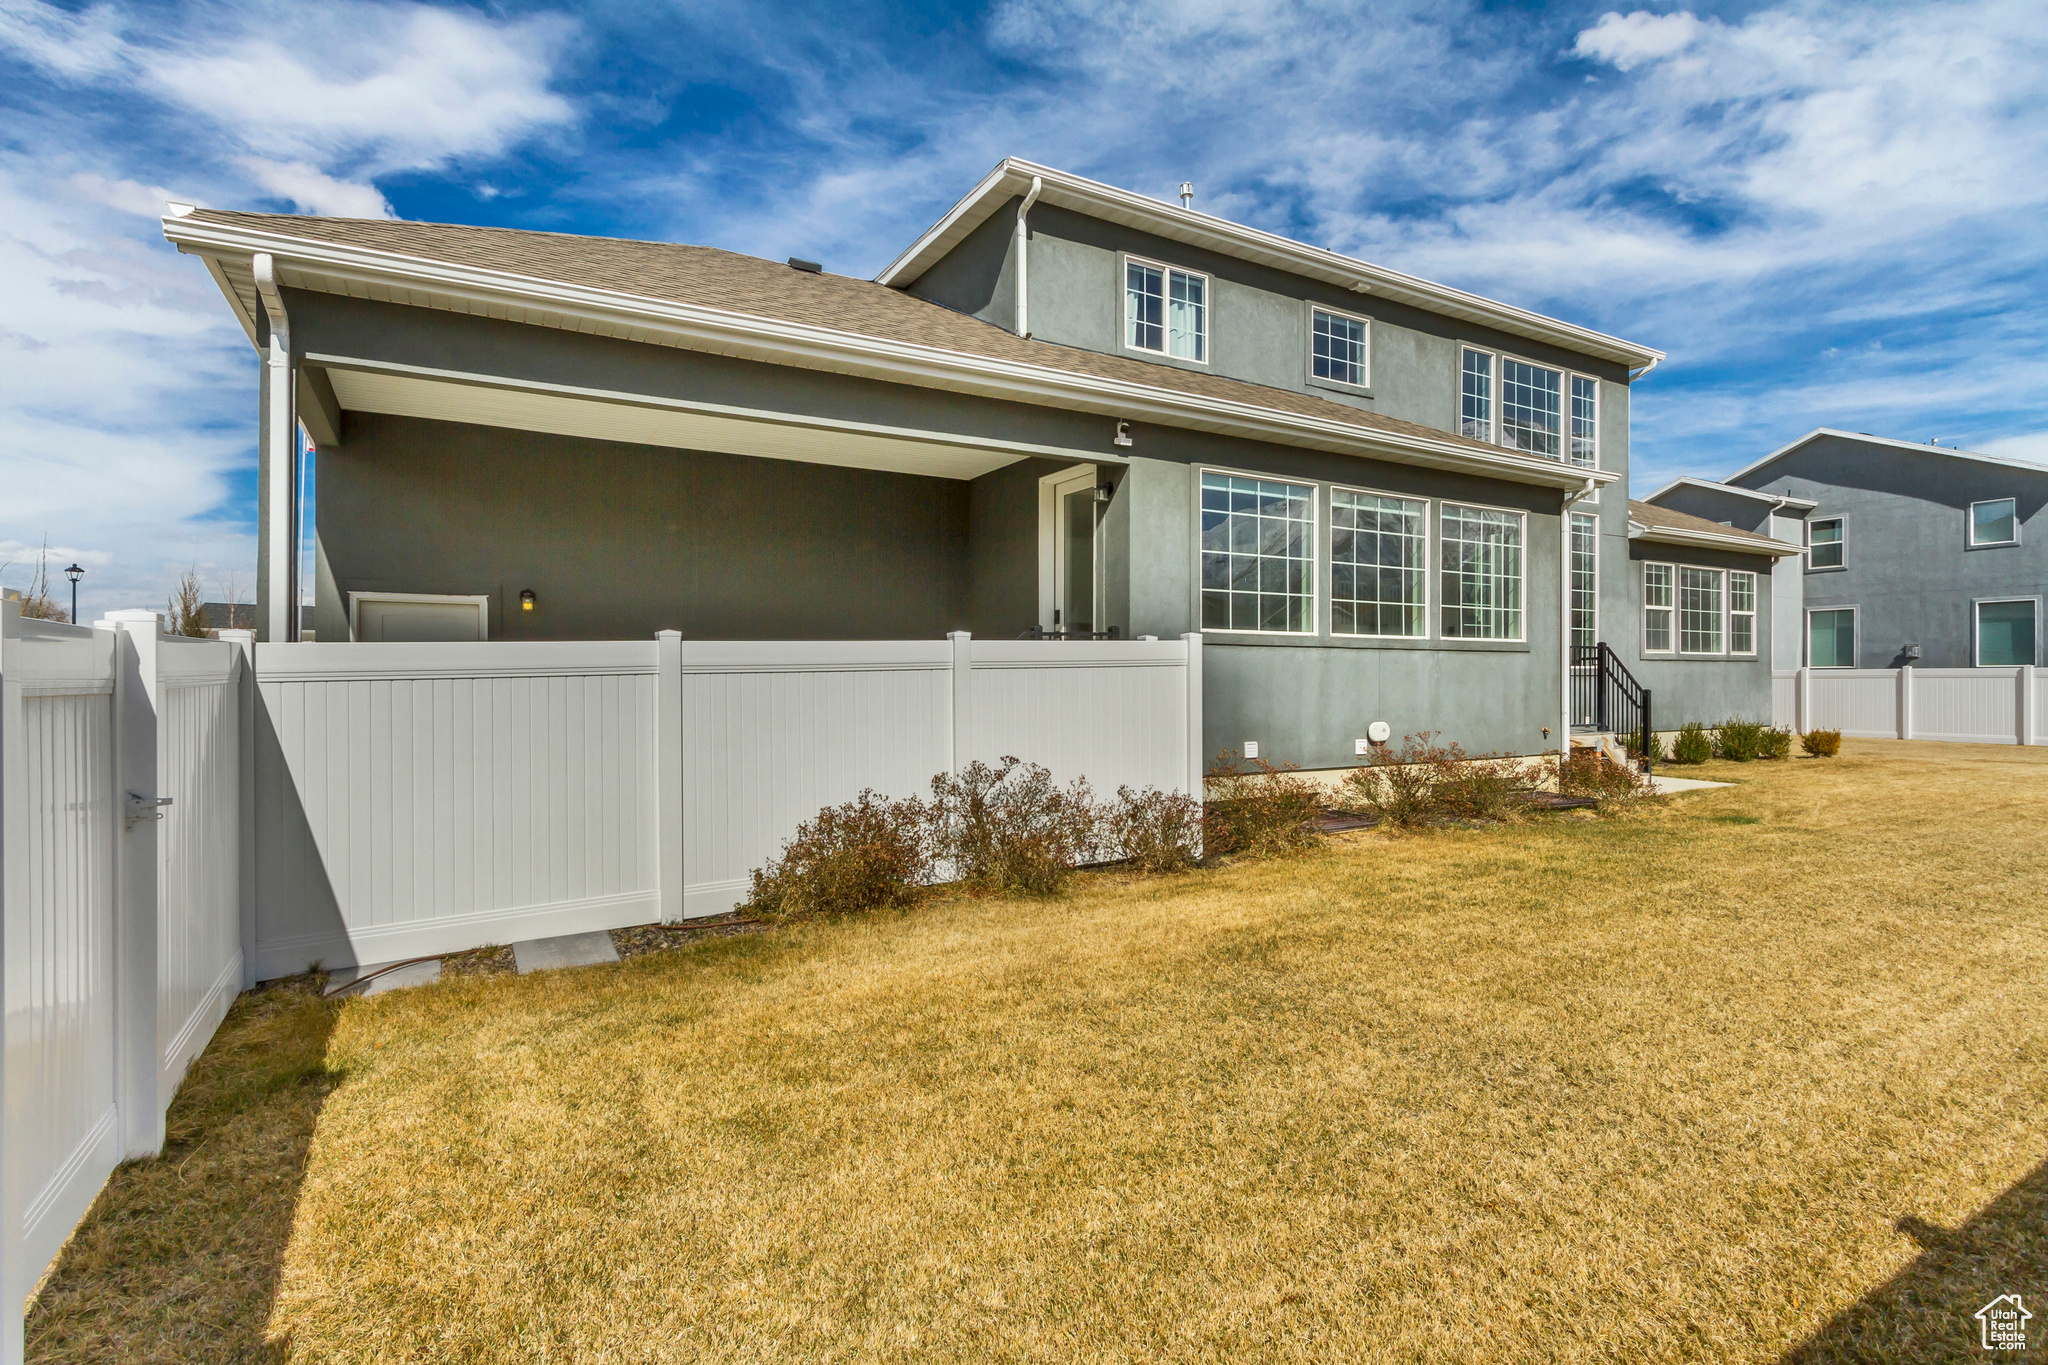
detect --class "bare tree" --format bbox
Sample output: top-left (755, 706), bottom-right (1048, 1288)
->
top-left (217, 570), bottom-right (244, 631)
top-left (167, 565), bottom-right (209, 637)
top-left (5, 538), bottom-right (70, 621)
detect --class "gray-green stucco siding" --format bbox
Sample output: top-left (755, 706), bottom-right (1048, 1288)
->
top-left (1622, 539), bottom-right (1779, 727)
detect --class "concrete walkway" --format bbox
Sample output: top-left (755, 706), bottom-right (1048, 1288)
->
top-left (512, 931), bottom-right (621, 974)
top-left (1650, 773), bottom-right (1734, 794)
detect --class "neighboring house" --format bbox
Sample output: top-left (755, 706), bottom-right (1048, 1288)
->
top-left (164, 157), bottom-right (1784, 764)
top-left (1660, 430), bottom-right (2046, 670)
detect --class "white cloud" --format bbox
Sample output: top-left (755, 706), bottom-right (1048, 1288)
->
top-left (1976, 433), bottom-right (2048, 465)
top-left (0, 0), bottom-right (123, 77)
top-left (239, 158), bottom-right (392, 218)
top-left (1572, 10), bottom-right (1703, 71)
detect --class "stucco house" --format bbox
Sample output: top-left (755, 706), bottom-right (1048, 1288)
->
top-left (1661, 429), bottom-right (2045, 670)
top-left (163, 158), bottom-right (1795, 766)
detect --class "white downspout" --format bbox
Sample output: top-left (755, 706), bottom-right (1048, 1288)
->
top-left (251, 253), bottom-right (300, 642)
top-left (1014, 175), bottom-right (1042, 339)
top-left (1560, 478), bottom-right (1598, 764)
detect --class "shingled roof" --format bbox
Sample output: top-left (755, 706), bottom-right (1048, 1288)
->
top-left (176, 208), bottom-right (1566, 469)
top-left (1628, 499), bottom-right (1801, 553)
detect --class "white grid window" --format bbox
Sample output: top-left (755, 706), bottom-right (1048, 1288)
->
top-left (1332, 491), bottom-right (1426, 637)
top-left (1127, 259), bottom-right (1206, 361)
top-left (1500, 358), bottom-right (1563, 458)
top-left (1808, 517), bottom-right (1844, 569)
top-left (1460, 348), bottom-right (1493, 440)
top-left (1312, 309), bottom-right (1367, 387)
top-left (1680, 567), bottom-right (1724, 654)
top-left (1643, 562), bottom-right (1673, 652)
top-left (1201, 472), bottom-right (1314, 632)
top-left (1570, 375), bottom-right (1598, 468)
top-left (1730, 571), bottom-right (1756, 655)
top-left (1570, 512), bottom-right (1598, 649)
top-left (1441, 504), bottom-right (1523, 640)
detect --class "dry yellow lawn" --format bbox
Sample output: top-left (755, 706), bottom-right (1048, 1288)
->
top-left (29, 740), bottom-right (2048, 1363)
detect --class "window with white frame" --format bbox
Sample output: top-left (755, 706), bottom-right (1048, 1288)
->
top-left (1730, 570), bottom-right (1757, 655)
top-left (1460, 348), bottom-right (1493, 440)
top-left (1331, 490), bottom-right (1426, 637)
top-left (1311, 308), bottom-right (1368, 387)
top-left (1200, 472), bottom-right (1313, 632)
top-left (1970, 498), bottom-right (2018, 547)
top-left (1569, 375), bottom-right (1598, 469)
top-left (1500, 358), bottom-right (1563, 459)
top-left (1679, 567), bottom-right (1724, 654)
top-left (1643, 563), bottom-right (1674, 652)
top-left (1126, 259), bottom-right (1206, 362)
top-left (1440, 504), bottom-right (1523, 640)
top-left (1808, 517), bottom-right (1844, 569)
top-left (1570, 512), bottom-right (1598, 649)
top-left (1976, 599), bottom-right (2037, 666)
top-left (1808, 607), bottom-right (1855, 667)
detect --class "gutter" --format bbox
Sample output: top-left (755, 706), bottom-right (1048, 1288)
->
top-left (164, 217), bottom-right (1623, 493)
top-left (1015, 175), bottom-right (1042, 339)
top-left (1625, 520), bottom-right (1803, 557)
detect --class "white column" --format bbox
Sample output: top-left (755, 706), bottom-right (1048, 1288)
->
top-left (1182, 631), bottom-right (1205, 801)
top-left (1897, 664), bottom-right (1914, 741)
top-left (948, 631), bottom-right (972, 774)
top-left (655, 631), bottom-right (684, 923)
top-left (99, 609), bottom-right (164, 1159)
top-left (219, 630), bottom-right (258, 986)
top-left (2019, 665), bottom-right (2036, 746)
top-left (255, 255), bottom-right (299, 643)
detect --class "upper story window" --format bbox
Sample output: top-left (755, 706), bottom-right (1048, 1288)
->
top-left (1970, 498), bottom-right (2018, 547)
top-left (1440, 503), bottom-right (1524, 641)
top-left (1460, 347), bottom-right (1595, 464)
top-left (1311, 308), bottom-right (1369, 388)
top-left (1126, 258), bottom-right (1207, 363)
top-left (1199, 471), bottom-right (1313, 632)
top-left (1808, 517), bottom-right (1844, 569)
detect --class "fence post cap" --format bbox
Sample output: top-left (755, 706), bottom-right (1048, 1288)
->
top-left (654, 629), bottom-right (682, 640)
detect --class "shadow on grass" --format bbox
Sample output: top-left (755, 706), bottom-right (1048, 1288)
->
top-left (1783, 1159), bottom-right (2048, 1363)
top-left (26, 977), bottom-right (343, 1364)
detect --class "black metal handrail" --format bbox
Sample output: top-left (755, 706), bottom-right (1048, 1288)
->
top-left (1570, 642), bottom-right (1654, 770)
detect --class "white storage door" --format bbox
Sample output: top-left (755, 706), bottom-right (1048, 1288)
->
top-left (352, 595), bottom-right (488, 642)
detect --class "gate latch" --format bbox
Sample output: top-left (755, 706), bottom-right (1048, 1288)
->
top-left (126, 791), bottom-right (173, 830)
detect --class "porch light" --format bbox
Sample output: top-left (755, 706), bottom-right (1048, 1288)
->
top-left (520, 589), bottom-right (536, 612)
top-left (1114, 421), bottom-right (1133, 448)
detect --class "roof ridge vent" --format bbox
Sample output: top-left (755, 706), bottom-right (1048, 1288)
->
top-left (787, 257), bottom-right (822, 273)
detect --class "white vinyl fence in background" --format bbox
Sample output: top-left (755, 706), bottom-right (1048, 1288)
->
top-left (1774, 666), bottom-right (2044, 745)
top-left (1, 606), bottom-right (247, 1364)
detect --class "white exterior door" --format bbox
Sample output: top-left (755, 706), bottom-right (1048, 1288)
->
top-left (1039, 466), bottom-right (1101, 635)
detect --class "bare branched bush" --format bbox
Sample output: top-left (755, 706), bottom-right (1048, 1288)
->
top-left (1204, 751), bottom-right (1324, 857)
top-left (1102, 785), bottom-right (1203, 873)
top-left (1343, 733), bottom-right (1531, 826)
top-left (167, 566), bottom-right (209, 637)
top-left (743, 790), bottom-right (933, 921)
top-left (928, 757), bottom-right (1099, 896)
top-left (1558, 748), bottom-right (1652, 800)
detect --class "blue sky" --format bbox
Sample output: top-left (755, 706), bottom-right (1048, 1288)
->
top-left (4, 0), bottom-right (2045, 619)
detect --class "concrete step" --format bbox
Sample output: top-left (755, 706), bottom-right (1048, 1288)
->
top-left (512, 931), bottom-right (621, 974)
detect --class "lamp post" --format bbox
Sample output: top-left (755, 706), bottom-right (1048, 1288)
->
top-left (64, 562), bottom-right (83, 624)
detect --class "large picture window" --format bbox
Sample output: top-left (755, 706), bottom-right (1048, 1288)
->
top-left (1311, 308), bottom-right (1368, 387)
top-left (1440, 504), bottom-right (1523, 640)
top-left (1976, 599), bottom-right (2038, 666)
top-left (1200, 472), bottom-right (1313, 633)
top-left (1730, 570), bottom-right (1757, 655)
top-left (1126, 259), bottom-right (1206, 362)
top-left (1570, 512), bottom-right (1598, 649)
top-left (1499, 358), bottom-right (1563, 458)
top-left (1808, 608), bottom-right (1856, 667)
top-left (1679, 567), bottom-right (1724, 654)
top-left (1331, 490), bottom-right (1426, 637)
top-left (1808, 517), bottom-right (1844, 569)
top-left (1643, 563), bottom-right (1674, 653)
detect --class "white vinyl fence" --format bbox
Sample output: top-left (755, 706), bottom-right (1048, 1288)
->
top-left (1, 606), bottom-right (246, 1362)
top-left (253, 632), bottom-right (1202, 973)
top-left (1774, 666), bottom-right (2044, 745)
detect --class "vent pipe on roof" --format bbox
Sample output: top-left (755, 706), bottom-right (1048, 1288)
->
top-left (1014, 175), bottom-right (1042, 339)
top-left (1179, 181), bottom-right (1194, 209)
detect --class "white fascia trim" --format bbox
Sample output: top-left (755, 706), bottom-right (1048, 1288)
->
top-left (1724, 427), bottom-right (2048, 485)
top-left (874, 158), bottom-right (1665, 371)
top-left (1625, 520), bottom-right (1804, 557)
top-left (164, 215), bottom-right (1620, 492)
top-left (1643, 476), bottom-right (1820, 509)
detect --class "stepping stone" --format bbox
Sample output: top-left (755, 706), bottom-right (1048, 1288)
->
top-left (513, 931), bottom-right (621, 974)
top-left (329, 959), bottom-right (442, 997)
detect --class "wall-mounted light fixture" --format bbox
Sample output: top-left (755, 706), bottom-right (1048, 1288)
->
top-left (1113, 420), bottom-right (1133, 448)
top-left (1095, 481), bottom-right (1114, 504)
top-left (519, 589), bottom-right (537, 613)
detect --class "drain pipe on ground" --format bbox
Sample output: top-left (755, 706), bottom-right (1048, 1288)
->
top-left (1014, 174), bottom-right (1043, 338)
top-left (1560, 477), bottom-right (1598, 769)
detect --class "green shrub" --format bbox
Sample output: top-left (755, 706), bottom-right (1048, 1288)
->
top-left (1670, 721), bottom-right (1714, 765)
top-left (1758, 727), bottom-right (1793, 761)
top-left (1628, 729), bottom-right (1665, 764)
top-left (744, 790), bottom-right (932, 920)
top-left (1558, 748), bottom-right (1651, 799)
top-left (1717, 717), bottom-right (1769, 762)
top-left (1341, 733), bottom-right (1531, 825)
top-left (1102, 785), bottom-right (1204, 873)
top-left (1206, 752), bottom-right (1324, 857)
top-left (928, 757), bottom-right (1099, 896)
top-left (1801, 728), bottom-right (1843, 758)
